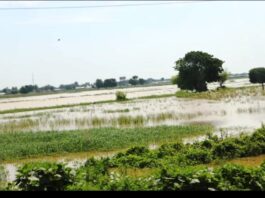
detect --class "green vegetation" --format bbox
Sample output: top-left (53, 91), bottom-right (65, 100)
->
top-left (104, 109), bottom-right (130, 113)
top-left (0, 125), bottom-right (213, 161)
top-left (138, 93), bottom-right (175, 100)
top-left (175, 51), bottom-right (224, 92)
top-left (0, 111), bottom-right (208, 132)
top-left (176, 86), bottom-right (263, 100)
top-left (107, 127), bottom-right (265, 169)
top-left (218, 70), bottom-right (229, 88)
top-left (15, 162), bottom-right (74, 191)
top-left (249, 67), bottom-right (265, 90)
top-left (115, 91), bottom-right (127, 101)
top-left (10, 127), bottom-right (265, 191)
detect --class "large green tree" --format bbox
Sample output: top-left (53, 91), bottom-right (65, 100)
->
top-left (249, 67), bottom-right (265, 90)
top-left (174, 51), bottom-right (224, 92)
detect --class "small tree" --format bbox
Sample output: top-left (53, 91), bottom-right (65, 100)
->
top-left (218, 71), bottom-right (229, 88)
top-left (116, 91), bottom-right (127, 101)
top-left (249, 67), bottom-right (265, 90)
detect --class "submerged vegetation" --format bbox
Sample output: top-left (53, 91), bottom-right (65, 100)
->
top-left (176, 86), bottom-right (264, 100)
top-left (0, 125), bottom-right (213, 161)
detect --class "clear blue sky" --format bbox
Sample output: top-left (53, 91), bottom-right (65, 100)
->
top-left (0, 1), bottom-right (265, 89)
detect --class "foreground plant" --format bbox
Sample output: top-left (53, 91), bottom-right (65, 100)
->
top-left (15, 163), bottom-right (74, 191)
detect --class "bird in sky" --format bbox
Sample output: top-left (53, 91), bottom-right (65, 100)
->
top-left (57, 38), bottom-right (61, 42)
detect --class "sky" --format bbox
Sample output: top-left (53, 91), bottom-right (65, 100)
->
top-left (0, 1), bottom-right (265, 89)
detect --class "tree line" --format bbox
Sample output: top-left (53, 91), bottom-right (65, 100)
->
top-left (1, 76), bottom-right (159, 95)
top-left (172, 51), bottom-right (265, 92)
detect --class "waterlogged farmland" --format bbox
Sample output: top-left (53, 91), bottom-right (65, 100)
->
top-left (1, 78), bottom-right (265, 189)
top-left (0, 79), bottom-right (264, 134)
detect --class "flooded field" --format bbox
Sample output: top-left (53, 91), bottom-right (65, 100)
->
top-left (1, 78), bottom-right (264, 182)
top-left (0, 78), bottom-right (264, 134)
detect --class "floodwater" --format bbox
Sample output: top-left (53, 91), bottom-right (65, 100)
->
top-left (0, 78), bottom-right (264, 133)
top-left (0, 85), bottom-right (178, 111)
top-left (0, 78), bottom-right (252, 111)
top-left (1, 78), bottom-right (264, 182)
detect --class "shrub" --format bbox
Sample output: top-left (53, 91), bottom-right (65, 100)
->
top-left (216, 164), bottom-right (265, 191)
top-left (116, 91), bottom-right (127, 101)
top-left (184, 148), bottom-right (213, 165)
top-left (15, 162), bottom-right (74, 191)
top-left (157, 143), bottom-right (184, 158)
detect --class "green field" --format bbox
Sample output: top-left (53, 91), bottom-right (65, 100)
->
top-left (0, 125), bottom-right (213, 162)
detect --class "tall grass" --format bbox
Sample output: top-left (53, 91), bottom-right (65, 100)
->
top-left (0, 111), bottom-right (210, 132)
top-left (176, 86), bottom-right (264, 100)
top-left (0, 125), bottom-right (213, 161)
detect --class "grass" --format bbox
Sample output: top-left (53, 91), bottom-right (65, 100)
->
top-left (0, 111), bottom-right (208, 132)
top-left (210, 154), bottom-right (265, 168)
top-left (104, 109), bottom-right (130, 113)
top-left (138, 94), bottom-right (175, 100)
top-left (176, 86), bottom-right (264, 100)
top-left (0, 125), bottom-right (213, 162)
top-left (110, 167), bottom-right (159, 178)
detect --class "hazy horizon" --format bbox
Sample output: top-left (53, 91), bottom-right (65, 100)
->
top-left (1, 1), bottom-right (265, 89)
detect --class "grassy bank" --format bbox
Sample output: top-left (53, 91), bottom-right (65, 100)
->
top-left (0, 125), bottom-right (213, 162)
top-left (176, 86), bottom-right (264, 100)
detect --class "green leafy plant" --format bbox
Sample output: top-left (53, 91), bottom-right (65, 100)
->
top-left (15, 162), bottom-right (74, 191)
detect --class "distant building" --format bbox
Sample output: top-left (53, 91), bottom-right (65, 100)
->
top-left (119, 76), bottom-right (126, 81)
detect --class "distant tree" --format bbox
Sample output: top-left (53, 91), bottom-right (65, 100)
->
top-left (132, 76), bottom-right (138, 80)
top-left (74, 82), bottom-right (79, 87)
top-left (139, 78), bottom-right (146, 85)
top-left (174, 51), bottom-right (224, 92)
top-left (249, 67), bottom-right (265, 90)
top-left (218, 70), bottom-right (229, 88)
top-left (40, 85), bottom-right (55, 92)
top-left (19, 85), bottom-right (38, 94)
top-left (10, 87), bottom-right (18, 94)
top-left (129, 76), bottom-right (139, 86)
top-left (59, 83), bottom-right (76, 90)
top-left (95, 79), bottom-right (104, 88)
top-left (2, 88), bottom-right (10, 94)
top-left (103, 78), bottom-right (117, 88)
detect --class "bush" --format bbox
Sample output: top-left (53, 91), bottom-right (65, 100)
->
top-left (184, 148), bottom-right (213, 165)
top-left (15, 162), bottom-right (74, 191)
top-left (116, 91), bottom-right (127, 101)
